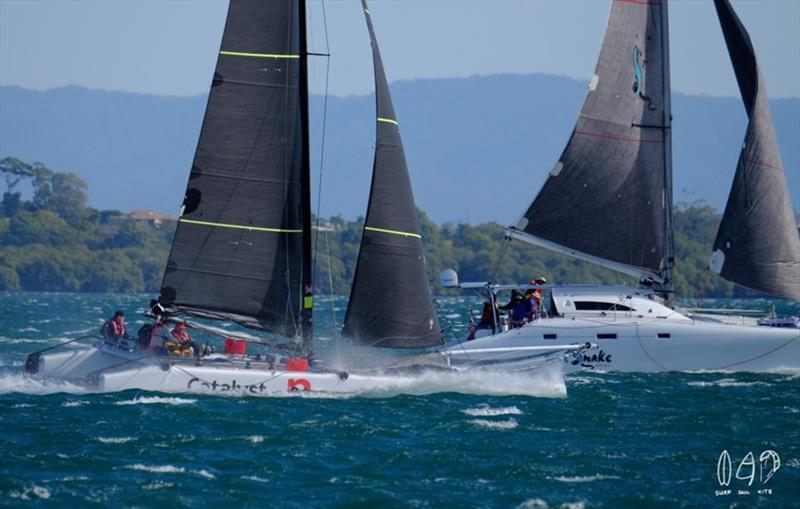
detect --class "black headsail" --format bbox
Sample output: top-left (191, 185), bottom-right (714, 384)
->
top-left (158, 0), bottom-right (314, 340)
top-left (709, 0), bottom-right (800, 300)
top-left (507, 0), bottom-right (674, 290)
top-left (342, 0), bottom-right (442, 349)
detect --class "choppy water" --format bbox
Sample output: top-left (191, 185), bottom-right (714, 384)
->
top-left (1, 292), bottom-right (799, 508)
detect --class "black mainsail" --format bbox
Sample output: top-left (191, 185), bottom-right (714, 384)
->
top-left (342, 0), bottom-right (442, 349)
top-left (158, 0), bottom-right (313, 339)
top-left (507, 0), bottom-right (673, 287)
top-left (709, 0), bottom-right (800, 300)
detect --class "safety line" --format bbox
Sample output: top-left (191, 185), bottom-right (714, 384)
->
top-left (377, 117), bottom-right (398, 126)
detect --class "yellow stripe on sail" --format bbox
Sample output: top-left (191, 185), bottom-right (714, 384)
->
top-left (377, 117), bottom-right (399, 126)
top-left (365, 226), bottom-right (421, 239)
top-left (180, 218), bottom-right (302, 234)
top-left (220, 51), bottom-right (300, 59)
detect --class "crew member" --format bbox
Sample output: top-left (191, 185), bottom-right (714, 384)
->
top-left (169, 322), bottom-right (201, 357)
top-left (100, 310), bottom-right (129, 346)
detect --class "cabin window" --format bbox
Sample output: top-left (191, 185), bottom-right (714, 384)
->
top-left (657, 333), bottom-right (671, 339)
top-left (574, 301), bottom-right (634, 312)
top-left (596, 333), bottom-right (617, 339)
top-left (543, 334), bottom-right (557, 340)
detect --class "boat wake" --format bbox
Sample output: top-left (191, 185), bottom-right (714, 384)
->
top-left (0, 371), bottom-right (92, 395)
top-left (351, 364), bottom-right (567, 398)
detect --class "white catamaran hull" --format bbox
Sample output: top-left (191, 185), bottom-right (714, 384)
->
top-left (29, 344), bottom-right (422, 395)
top-left (450, 317), bottom-right (799, 373)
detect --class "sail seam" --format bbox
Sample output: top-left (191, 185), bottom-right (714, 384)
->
top-left (220, 51), bottom-right (300, 59)
top-left (179, 218), bottom-right (302, 233)
top-left (575, 130), bottom-right (664, 144)
top-left (365, 226), bottom-right (421, 239)
top-left (377, 117), bottom-right (399, 126)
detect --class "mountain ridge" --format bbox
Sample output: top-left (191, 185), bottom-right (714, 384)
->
top-left (1, 74), bottom-right (798, 224)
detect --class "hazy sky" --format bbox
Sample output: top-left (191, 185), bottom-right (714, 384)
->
top-left (1, 0), bottom-right (799, 99)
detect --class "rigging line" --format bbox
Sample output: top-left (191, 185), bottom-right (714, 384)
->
top-left (312, 0), bottom-right (331, 287)
top-left (490, 236), bottom-right (511, 283)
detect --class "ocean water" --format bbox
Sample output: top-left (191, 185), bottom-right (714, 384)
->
top-left (1, 292), bottom-right (799, 508)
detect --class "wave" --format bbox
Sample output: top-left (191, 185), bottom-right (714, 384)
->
top-left (551, 474), bottom-right (621, 483)
top-left (462, 405), bottom-right (523, 417)
top-left (97, 436), bottom-right (136, 444)
top-left (62, 400), bottom-right (88, 407)
top-left (8, 486), bottom-right (51, 501)
top-left (242, 475), bottom-right (271, 483)
top-left (125, 464), bottom-right (185, 474)
top-left (687, 378), bottom-right (770, 388)
top-left (469, 418), bottom-right (518, 430)
top-left (0, 373), bottom-right (92, 395)
top-left (517, 500), bottom-right (586, 509)
top-left (114, 396), bottom-right (196, 406)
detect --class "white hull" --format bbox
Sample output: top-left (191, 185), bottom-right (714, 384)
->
top-left (449, 317), bottom-right (799, 373)
top-left (29, 344), bottom-right (419, 395)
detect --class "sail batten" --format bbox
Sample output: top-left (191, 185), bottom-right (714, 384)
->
top-left (710, 0), bottom-right (800, 300)
top-left (511, 0), bottom-right (671, 284)
top-left (342, 0), bottom-right (442, 349)
top-left (157, 0), bottom-right (311, 337)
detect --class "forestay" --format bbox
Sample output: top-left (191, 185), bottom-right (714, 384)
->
top-left (709, 0), bottom-right (800, 300)
top-left (158, 0), bottom-right (312, 336)
top-left (509, 0), bottom-right (672, 284)
top-left (342, 0), bottom-right (442, 349)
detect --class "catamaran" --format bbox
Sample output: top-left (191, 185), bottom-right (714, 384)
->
top-left (442, 0), bottom-right (799, 373)
top-left (25, 0), bottom-right (591, 394)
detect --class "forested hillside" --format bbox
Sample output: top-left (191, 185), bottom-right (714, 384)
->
top-left (1, 157), bottom-right (743, 298)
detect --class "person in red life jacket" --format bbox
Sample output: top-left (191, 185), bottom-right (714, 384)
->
top-left (148, 316), bottom-right (172, 354)
top-left (100, 310), bottom-right (130, 346)
top-left (169, 322), bottom-right (201, 357)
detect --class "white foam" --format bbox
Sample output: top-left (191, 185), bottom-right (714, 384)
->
top-left (469, 418), bottom-right (518, 430)
top-left (9, 486), bottom-right (51, 501)
top-left (516, 499), bottom-right (549, 509)
top-left (354, 365), bottom-right (567, 399)
top-left (143, 481), bottom-right (175, 490)
top-left (462, 405), bottom-right (523, 417)
top-left (115, 396), bottom-right (196, 406)
top-left (0, 373), bottom-right (92, 395)
top-left (242, 475), bottom-right (270, 483)
top-left (195, 469), bottom-right (216, 480)
top-left (124, 464), bottom-right (186, 474)
top-left (552, 474), bottom-right (621, 483)
top-left (245, 435), bottom-right (264, 444)
top-left (687, 378), bottom-right (770, 388)
top-left (62, 400), bottom-right (88, 407)
top-left (97, 436), bottom-right (135, 444)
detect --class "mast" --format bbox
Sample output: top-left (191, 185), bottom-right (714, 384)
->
top-left (298, 0), bottom-right (313, 353)
top-left (660, 0), bottom-right (675, 306)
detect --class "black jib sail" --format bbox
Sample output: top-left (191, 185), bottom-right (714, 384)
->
top-left (507, 0), bottom-right (673, 285)
top-left (158, 0), bottom-right (313, 337)
top-left (709, 0), bottom-right (800, 300)
top-left (342, 0), bottom-right (442, 349)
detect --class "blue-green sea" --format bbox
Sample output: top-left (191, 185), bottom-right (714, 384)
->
top-left (1, 292), bottom-right (799, 508)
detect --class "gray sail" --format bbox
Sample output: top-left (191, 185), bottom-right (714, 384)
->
top-left (709, 0), bottom-right (800, 300)
top-left (508, 0), bottom-right (673, 284)
top-left (342, 0), bottom-right (442, 349)
top-left (158, 0), bottom-right (313, 336)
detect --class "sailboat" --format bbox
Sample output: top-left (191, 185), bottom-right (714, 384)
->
top-left (25, 0), bottom-right (589, 394)
top-left (443, 0), bottom-right (799, 373)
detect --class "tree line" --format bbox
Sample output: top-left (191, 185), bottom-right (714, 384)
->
top-left (1, 157), bottom-right (737, 298)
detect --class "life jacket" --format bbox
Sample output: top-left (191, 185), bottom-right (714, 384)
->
top-left (171, 328), bottom-right (190, 343)
top-left (106, 319), bottom-right (126, 338)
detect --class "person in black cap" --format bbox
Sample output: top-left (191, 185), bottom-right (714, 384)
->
top-left (101, 310), bottom-right (130, 346)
